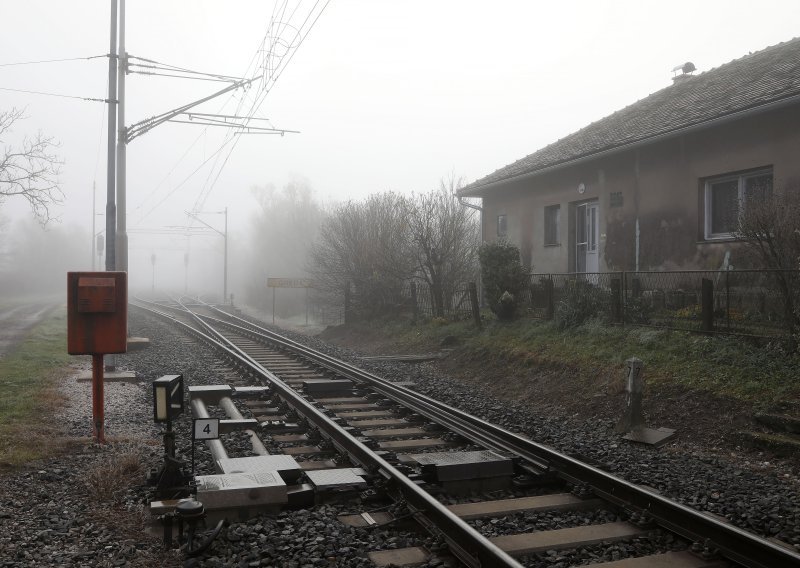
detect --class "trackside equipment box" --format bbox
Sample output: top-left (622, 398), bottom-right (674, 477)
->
top-left (67, 271), bottom-right (128, 354)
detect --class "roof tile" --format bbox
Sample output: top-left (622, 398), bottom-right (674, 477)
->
top-left (463, 37), bottom-right (800, 193)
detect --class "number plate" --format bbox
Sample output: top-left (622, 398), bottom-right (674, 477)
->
top-left (193, 418), bottom-right (220, 440)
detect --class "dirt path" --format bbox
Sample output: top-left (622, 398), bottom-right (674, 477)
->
top-left (0, 301), bottom-right (60, 358)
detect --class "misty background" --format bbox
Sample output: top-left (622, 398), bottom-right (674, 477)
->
top-left (1, 1), bottom-right (798, 315)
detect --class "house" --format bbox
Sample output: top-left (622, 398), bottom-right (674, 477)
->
top-left (458, 38), bottom-right (800, 273)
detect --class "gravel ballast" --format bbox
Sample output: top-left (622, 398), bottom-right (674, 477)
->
top-left (0, 307), bottom-right (798, 567)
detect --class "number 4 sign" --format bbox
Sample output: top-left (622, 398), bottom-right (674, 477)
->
top-left (193, 418), bottom-right (220, 440)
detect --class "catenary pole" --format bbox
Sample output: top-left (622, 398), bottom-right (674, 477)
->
top-left (116, 0), bottom-right (128, 273)
top-left (224, 206), bottom-right (228, 303)
top-left (92, 181), bottom-right (96, 270)
top-left (105, 0), bottom-right (117, 271)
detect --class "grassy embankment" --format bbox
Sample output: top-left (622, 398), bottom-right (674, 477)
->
top-left (339, 316), bottom-right (799, 406)
top-left (0, 307), bottom-right (71, 468)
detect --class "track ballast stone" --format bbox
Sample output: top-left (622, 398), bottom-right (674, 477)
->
top-left (2, 308), bottom-right (798, 567)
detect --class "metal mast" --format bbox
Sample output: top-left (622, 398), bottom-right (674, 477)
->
top-left (105, 0), bottom-right (117, 271)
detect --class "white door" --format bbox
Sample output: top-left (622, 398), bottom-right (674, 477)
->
top-left (576, 202), bottom-right (599, 273)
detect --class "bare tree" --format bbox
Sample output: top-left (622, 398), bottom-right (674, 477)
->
top-left (408, 176), bottom-right (480, 317)
top-left (0, 109), bottom-right (62, 224)
top-left (246, 179), bottom-right (323, 306)
top-left (309, 192), bottom-right (414, 318)
top-left (736, 181), bottom-right (800, 339)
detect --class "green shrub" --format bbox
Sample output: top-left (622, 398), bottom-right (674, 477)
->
top-left (554, 279), bottom-right (606, 329)
top-left (478, 240), bottom-right (529, 319)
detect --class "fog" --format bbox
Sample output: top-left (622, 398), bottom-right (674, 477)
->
top-left (0, 1), bottom-right (798, 306)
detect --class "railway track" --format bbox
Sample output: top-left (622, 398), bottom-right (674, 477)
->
top-left (133, 297), bottom-right (800, 568)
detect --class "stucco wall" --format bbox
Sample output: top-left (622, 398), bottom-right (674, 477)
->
top-left (479, 104), bottom-right (800, 273)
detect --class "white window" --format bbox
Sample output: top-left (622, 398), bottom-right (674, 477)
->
top-left (704, 168), bottom-right (772, 239)
top-left (497, 214), bottom-right (507, 238)
top-left (544, 205), bottom-right (560, 245)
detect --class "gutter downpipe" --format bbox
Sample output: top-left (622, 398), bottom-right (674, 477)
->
top-left (457, 93), bottom-right (800, 198)
top-left (456, 195), bottom-right (484, 304)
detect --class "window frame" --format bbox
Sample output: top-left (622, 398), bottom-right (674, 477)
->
top-left (497, 214), bottom-right (507, 238)
top-left (703, 168), bottom-right (772, 240)
top-left (544, 204), bottom-right (560, 246)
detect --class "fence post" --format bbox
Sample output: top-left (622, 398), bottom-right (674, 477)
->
top-left (344, 282), bottom-right (351, 325)
top-left (545, 275), bottom-right (554, 320)
top-left (632, 277), bottom-right (641, 298)
top-left (621, 271), bottom-right (626, 327)
top-left (468, 282), bottom-right (482, 330)
top-left (725, 269), bottom-right (731, 331)
top-left (611, 277), bottom-right (622, 323)
top-left (701, 278), bottom-right (714, 333)
top-left (410, 281), bottom-right (418, 323)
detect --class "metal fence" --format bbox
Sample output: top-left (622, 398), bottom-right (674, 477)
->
top-left (523, 269), bottom-right (799, 338)
top-left (400, 281), bottom-right (475, 321)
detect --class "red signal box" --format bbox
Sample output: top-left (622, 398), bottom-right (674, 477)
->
top-left (67, 272), bottom-right (127, 354)
top-left (67, 271), bottom-right (128, 443)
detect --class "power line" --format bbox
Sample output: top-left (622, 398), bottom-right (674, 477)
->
top-left (0, 86), bottom-right (108, 103)
top-left (193, 0), bottom-right (330, 212)
top-left (0, 55), bottom-right (106, 67)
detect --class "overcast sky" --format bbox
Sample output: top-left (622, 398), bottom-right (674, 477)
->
top-left (1, 0), bottom-right (798, 289)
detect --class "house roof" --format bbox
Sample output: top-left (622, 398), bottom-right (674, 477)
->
top-left (460, 37), bottom-right (800, 196)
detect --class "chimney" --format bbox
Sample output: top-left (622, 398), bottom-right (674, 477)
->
top-left (671, 61), bottom-right (696, 84)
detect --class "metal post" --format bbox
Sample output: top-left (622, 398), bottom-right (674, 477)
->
top-left (468, 281), bottom-right (482, 330)
top-left (344, 282), bottom-right (351, 325)
top-left (105, 0), bottom-right (117, 271)
top-left (115, 0), bottom-right (128, 274)
top-left (92, 181), bottom-right (96, 270)
top-left (223, 207), bottom-right (228, 303)
top-left (92, 353), bottom-right (105, 443)
top-left (611, 277), bottom-right (622, 323)
top-left (184, 252), bottom-right (189, 294)
top-left (410, 281), bottom-right (418, 323)
top-left (305, 286), bottom-right (309, 326)
top-left (701, 278), bottom-right (714, 334)
top-left (272, 287), bottom-right (276, 325)
top-left (545, 275), bottom-right (554, 320)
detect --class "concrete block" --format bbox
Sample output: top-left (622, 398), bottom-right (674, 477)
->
top-left (195, 471), bottom-right (287, 509)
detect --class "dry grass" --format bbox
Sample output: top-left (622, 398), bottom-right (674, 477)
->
top-left (85, 450), bottom-right (145, 503)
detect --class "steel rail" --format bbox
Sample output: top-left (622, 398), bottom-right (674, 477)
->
top-left (202, 307), bottom-right (800, 568)
top-left (132, 300), bottom-right (523, 568)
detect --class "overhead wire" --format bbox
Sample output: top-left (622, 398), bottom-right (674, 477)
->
top-left (0, 54), bottom-right (106, 67)
top-left (137, 138), bottom-right (237, 221)
top-left (134, 9), bottom-right (271, 225)
top-left (192, 0), bottom-right (330, 212)
top-left (137, 1), bottom-right (329, 226)
top-left (0, 86), bottom-right (107, 103)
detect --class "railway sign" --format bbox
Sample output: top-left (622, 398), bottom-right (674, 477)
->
top-left (191, 417), bottom-right (220, 476)
top-left (153, 374), bottom-right (184, 424)
top-left (267, 277), bottom-right (313, 288)
top-left (193, 418), bottom-right (220, 440)
top-left (266, 277), bottom-right (313, 325)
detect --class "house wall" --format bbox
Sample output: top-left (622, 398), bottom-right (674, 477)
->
top-left (480, 104), bottom-right (800, 272)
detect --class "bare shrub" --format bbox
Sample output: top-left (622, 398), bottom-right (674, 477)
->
top-left (85, 451), bottom-right (144, 504)
top-left (736, 182), bottom-right (800, 341)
